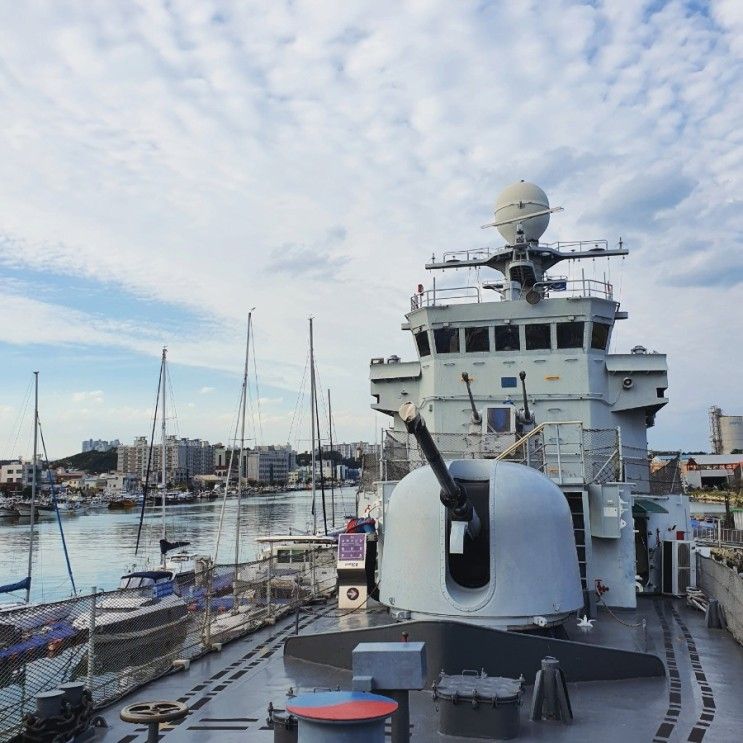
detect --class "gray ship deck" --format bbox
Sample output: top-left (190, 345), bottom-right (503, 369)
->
top-left (96, 596), bottom-right (743, 743)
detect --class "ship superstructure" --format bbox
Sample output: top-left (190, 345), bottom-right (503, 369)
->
top-left (370, 182), bottom-right (687, 610)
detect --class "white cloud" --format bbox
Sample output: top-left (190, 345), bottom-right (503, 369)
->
top-left (71, 390), bottom-right (104, 404)
top-left (0, 2), bottom-right (740, 451)
top-left (199, 386), bottom-right (215, 394)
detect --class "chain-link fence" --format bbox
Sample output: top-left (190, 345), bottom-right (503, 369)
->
top-left (379, 425), bottom-right (625, 486)
top-left (648, 455), bottom-right (683, 495)
top-left (0, 546), bottom-right (336, 741)
top-left (380, 430), bottom-right (518, 481)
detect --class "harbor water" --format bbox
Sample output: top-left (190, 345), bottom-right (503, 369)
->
top-left (0, 488), bottom-right (356, 603)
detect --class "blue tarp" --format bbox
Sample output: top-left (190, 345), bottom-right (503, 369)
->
top-left (0, 621), bottom-right (80, 661)
top-left (0, 577), bottom-right (30, 595)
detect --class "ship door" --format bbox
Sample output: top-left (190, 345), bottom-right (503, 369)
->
top-left (634, 515), bottom-right (650, 589)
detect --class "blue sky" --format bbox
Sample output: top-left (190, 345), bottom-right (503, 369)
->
top-left (0, 0), bottom-right (741, 457)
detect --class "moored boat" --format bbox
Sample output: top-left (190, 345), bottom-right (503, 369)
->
top-left (72, 571), bottom-right (187, 640)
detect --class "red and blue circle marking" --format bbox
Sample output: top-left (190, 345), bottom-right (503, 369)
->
top-left (287, 691), bottom-right (398, 722)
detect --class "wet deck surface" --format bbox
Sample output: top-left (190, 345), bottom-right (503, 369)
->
top-left (97, 596), bottom-right (743, 742)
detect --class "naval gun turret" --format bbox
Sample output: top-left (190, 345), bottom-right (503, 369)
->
top-left (399, 401), bottom-right (480, 554)
top-left (378, 404), bottom-right (584, 630)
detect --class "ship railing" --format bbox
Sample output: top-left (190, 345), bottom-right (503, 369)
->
top-left (537, 277), bottom-right (614, 300)
top-left (693, 525), bottom-right (743, 548)
top-left (410, 277), bottom-right (613, 309)
top-left (438, 239), bottom-right (610, 265)
top-left (382, 424), bottom-right (624, 487)
top-left (497, 421), bottom-right (591, 485)
top-left (0, 545), bottom-right (337, 741)
top-left (410, 285), bottom-right (481, 310)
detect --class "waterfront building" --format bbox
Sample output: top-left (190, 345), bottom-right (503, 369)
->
top-left (335, 442), bottom-right (380, 461)
top-left (117, 436), bottom-right (215, 485)
top-left (56, 470), bottom-right (86, 489)
top-left (246, 445), bottom-right (296, 485)
top-left (213, 445), bottom-right (248, 484)
top-left (103, 473), bottom-right (140, 494)
top-left (0, 459), bottom-right (43, 489)
top-left (684, 454), bottom-right (743, 489)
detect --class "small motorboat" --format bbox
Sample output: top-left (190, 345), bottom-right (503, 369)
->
top-left (72, 571), bottom-right (188, 640)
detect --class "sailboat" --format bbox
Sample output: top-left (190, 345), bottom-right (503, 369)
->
top-left (1, 372), bottom-right (76, 644)
top-left (254, 317), bottom-right (337, 594)
top-left (205, 312), bottom-right (264, 643)
top-left (72, 349), bottom-right (188, 639)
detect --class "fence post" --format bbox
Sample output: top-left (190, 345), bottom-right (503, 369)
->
top-left (203, 564), bottom-right (212, 648)
top-left (267, 552), bottom-right (273, 621)
top-left (555, 424), bottom-right (562, 483)
top-left (294, 574), bottom-right (301, 635)
top-left (87, 586), bottom-right (97, 695)
top-left (310, 549), bottom-right (317, 595)
top-left (578, 423), bottom-right (586, 483)
top-left (718, 519), bottom-right (722, 547)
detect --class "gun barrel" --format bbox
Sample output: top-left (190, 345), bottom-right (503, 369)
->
top-left (519, 370), bottom-right (531, 422)
top-left (399, 403), bottom-right (480, 535)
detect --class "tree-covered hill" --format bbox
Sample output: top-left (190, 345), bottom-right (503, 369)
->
top-left (50, 449), bottom-right (117, 474)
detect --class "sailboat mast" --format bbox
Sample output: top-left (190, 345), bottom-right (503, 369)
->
top-left (161, 347), bottom-right (167, 541)
top-left (309, 318), bottom-right (317, 534)
top-left (235, 312), bottom-right (252, 568)
top-left (25, 371), bottom-right (38, 604)
top-left (328, 388), bottom-right (335, 528)
top-left (314, 384), bottom-right (327, 535)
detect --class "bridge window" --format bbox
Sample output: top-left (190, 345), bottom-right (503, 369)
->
top-left (465, 326), bottom-right (489, 352)
top-left (434, 327), bottom-right (460, 354)
top-left (525, 323), bottom-right (551, 350)
top-left (557, 321), bottom-right (584, 349)
top-left (494, 325), bottom-right (520, 351)
top-left (415, 330), bottom-right (431, 357)
top-left (485, 407), bottom-right (512, 433)
top-left (591, 322), bottom-right (611, 350)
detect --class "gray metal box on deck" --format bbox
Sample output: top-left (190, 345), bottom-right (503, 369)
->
top-left (351, 642), bottom-right (426, 690)
top-left (588, 483), bottom-right (629, 539)
top-left (433, 671), bottom-right (523, 740)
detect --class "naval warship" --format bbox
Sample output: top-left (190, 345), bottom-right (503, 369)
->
top-left (29, 183), bottom-right (743, 742)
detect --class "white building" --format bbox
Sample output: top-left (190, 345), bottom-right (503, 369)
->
top-left (335, 442), bottom-right (380, 461)
top-left (0, 460), bottom-right (42, 489)
top-left (104, 473), bottom-right (140, 494)
top-left (82, 438), bottom-right (121, 453)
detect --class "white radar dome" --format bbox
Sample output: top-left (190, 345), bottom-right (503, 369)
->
top-left (494, 181), bottom-right (550, 245)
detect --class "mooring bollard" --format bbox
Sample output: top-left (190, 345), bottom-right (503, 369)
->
top-left (530, 656), bottom-right (573, 724)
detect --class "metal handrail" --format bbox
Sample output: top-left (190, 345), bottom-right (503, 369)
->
top-left (410, 278), bottom-right (613, 309)
top-left (495, 421), bottom-right (584, 461)
top-left (410, 285), bottom-right (481, 310)
top-left (539, 278), bottom-right (614, 300)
